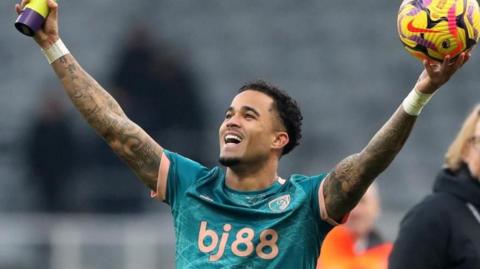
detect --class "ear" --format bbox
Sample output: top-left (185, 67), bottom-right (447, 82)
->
top-left (272, 131), bottom-right (289, 151)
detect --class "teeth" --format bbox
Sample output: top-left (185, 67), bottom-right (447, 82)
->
top-left (225, 134), bottom-right (241, 140)
top-left (225, 134), bottom-right (242, 143)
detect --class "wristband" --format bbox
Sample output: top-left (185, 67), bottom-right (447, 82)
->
top-left (41, 39), bottom-right (70, 64)
top-left (402, 88), bottom-right (433, 116)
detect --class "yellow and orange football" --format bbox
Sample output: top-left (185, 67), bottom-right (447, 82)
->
top-left (398, 0), bottom-right (480, 62)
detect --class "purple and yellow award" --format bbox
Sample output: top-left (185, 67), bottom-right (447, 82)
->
top-left (15, 0), bottom-right (49, 36)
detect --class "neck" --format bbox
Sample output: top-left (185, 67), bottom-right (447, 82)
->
top-left (225, 157), bottom-right (279, 191)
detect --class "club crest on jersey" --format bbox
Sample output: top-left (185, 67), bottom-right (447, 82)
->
top-left (268, 194), bottom-right (291, 212)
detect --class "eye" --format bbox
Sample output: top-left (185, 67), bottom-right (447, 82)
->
top-left (225, 112), bottom-right (233, 119)
top-left (245, 113), bottom-right (256, 120)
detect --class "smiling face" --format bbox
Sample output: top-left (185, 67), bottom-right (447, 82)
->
top-left (218, 90), bottom-right (288, 167)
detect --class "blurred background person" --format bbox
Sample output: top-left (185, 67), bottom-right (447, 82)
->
top-left (318, 183), bottom-right (392, 269)
top-left (25, 86), bottom-right (76, 213)
top-left (110, 24), bottom-right (207, 164)
top-left (77, 23), bottom-right (208, 213)
top-left (389, 104), bottom-right (480, 269)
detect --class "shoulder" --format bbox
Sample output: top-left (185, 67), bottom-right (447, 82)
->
top-left (397, 192), bottom-right (457, 237)
top-left (164, 150), bottom-right (204, 168)
top-left (406, 192), bottom-right (462, 220)
top-left (288, 173), bottom-right (328, 187)
top-left (390, 193), bottom-right (462, 268)
top-left (164, 150), bottom-right (210, 176)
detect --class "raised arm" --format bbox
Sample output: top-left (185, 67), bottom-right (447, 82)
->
top-left (322, 54), bottom-right (470, 222)
top-left (16, 0), bottom-right (162, 191)
top-left (54, 55), bottom-right (162, 191)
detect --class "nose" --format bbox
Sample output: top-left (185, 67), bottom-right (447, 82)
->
top-left (225, 114), bottom-right (241, 128)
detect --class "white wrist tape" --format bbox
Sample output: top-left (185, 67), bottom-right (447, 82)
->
top-left (41, 39), bottom-right (70, 64)
top-left (402, 88), bottom-right (433, 116)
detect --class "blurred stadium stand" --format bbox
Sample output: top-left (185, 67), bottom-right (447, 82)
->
top-left (0, 214), bottom-right (175, 269)
top-left (1, 0), bottom-right (479, 267)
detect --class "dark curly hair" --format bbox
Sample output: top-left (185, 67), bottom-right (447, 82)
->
top-left (238, 80), bottom-right (303, 155)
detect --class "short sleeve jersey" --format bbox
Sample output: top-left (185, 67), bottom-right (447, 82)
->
top-left (152, 150), bottom-right (336, 269)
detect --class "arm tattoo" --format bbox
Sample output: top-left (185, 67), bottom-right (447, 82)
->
top-left (51, 55), bottom-right (162, 190)
top-left (323, 106), bottom-right (416, 221)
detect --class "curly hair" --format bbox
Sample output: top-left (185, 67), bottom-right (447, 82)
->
top-left (238, 80), bottom-right (303, 155)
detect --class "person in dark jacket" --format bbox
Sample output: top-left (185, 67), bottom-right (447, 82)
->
top-left (389, 104), bottom-right (480, 269)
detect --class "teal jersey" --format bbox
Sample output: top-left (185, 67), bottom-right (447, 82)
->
top-left (156, 150), bottom-right (334, 269)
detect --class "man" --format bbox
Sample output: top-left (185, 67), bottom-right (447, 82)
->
top-left (15, 0), bottom-right (470, 268)
top-left (27, 88), bottom-right (75, 212)
top-left (318, 184), bottom-right (392, 269)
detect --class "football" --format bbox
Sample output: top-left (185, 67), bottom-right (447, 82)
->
top-left (398, 0), bottom-right (480, 62)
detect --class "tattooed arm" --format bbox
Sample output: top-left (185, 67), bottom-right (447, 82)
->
top-left (322, 106), bottom-right (415, 222)
top-left (52, 55), bottom-right (162, 191)
top-left (322, 55), bottom-right (470, 222)
top-left (15, 0), bottom-right (161, 190)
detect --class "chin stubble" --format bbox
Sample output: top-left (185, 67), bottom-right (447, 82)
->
top-left (218, 157), bottom-right (241, 167)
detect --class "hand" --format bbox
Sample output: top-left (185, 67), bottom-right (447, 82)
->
top-left (414, 52), bottom-right (470, 94)
top-left (15, 0), bottom-right (59, 49)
